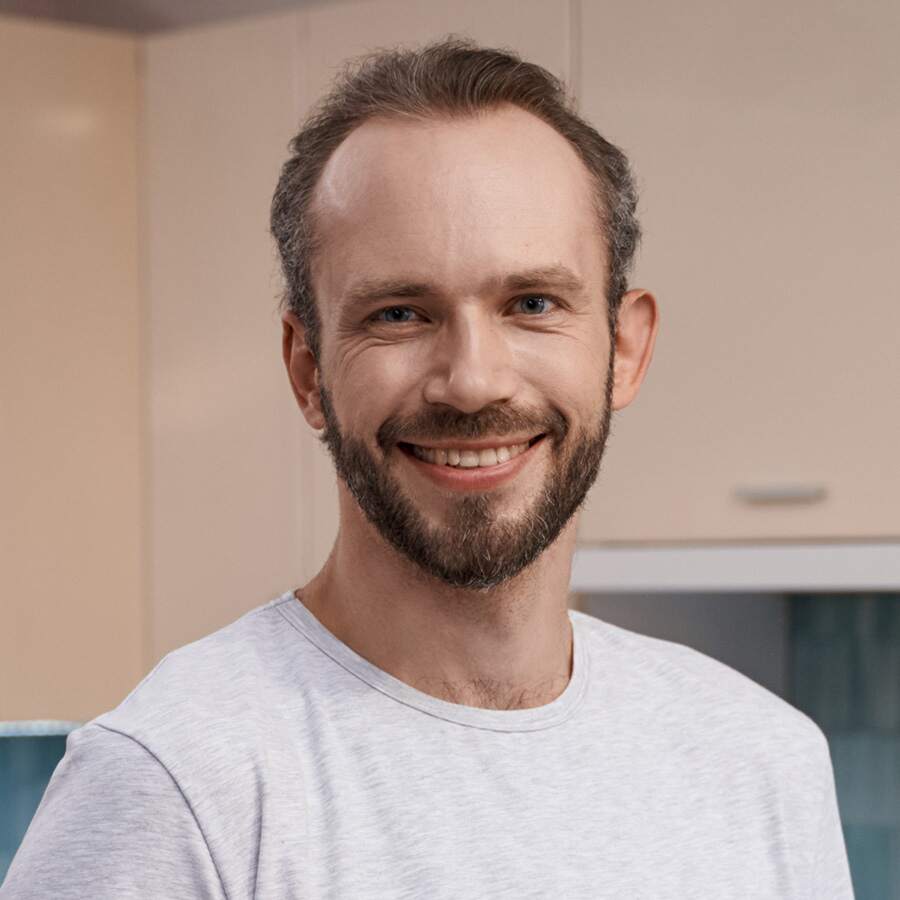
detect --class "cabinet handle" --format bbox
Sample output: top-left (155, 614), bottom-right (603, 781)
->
top-left (733, 484), bottom-right (828, 505)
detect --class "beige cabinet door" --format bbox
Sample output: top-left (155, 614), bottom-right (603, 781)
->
top-left (0, 18), bottom-right (142, 722)
top-left (576, 0), bottom-right (900, 544)
top-left (143, 13), bottom-right (307, 662)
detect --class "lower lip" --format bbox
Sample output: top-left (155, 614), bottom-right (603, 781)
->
top-left (399, 438), bottom-right (546, 492)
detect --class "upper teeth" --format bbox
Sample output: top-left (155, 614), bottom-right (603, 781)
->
top-left (410, 442), bottom-right (532, 468)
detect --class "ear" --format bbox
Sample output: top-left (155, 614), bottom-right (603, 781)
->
top-left (610, 288), bottom-right (660, 411)
top-left (282, 311), bottom-right (326, 430)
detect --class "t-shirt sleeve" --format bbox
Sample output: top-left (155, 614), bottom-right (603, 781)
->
top-left (1, 723), bottom-right (226, 899)
top-left (807, 739), bottom-right (855, 900)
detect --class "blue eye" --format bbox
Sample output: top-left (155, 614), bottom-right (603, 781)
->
top-left (375, 306), bottom-right (418, 323)
top-left (516, 295), bottom-right (555, 315)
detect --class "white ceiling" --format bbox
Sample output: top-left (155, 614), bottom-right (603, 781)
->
top-left (0, 0), bottom-right (327, 33)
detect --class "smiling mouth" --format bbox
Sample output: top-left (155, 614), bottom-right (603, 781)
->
top-left (397, 435), bottom-right (545, 469)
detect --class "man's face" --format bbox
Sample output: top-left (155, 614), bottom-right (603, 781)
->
top-left (307, 106), bottom-right (616, 589)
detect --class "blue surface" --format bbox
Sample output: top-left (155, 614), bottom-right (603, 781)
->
top-left (790, 592), bottom-right (900, 899)
top-left (0, 734), bottom-right (68, 882)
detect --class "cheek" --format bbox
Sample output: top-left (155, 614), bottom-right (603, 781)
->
top-left (514, 332), bottom-right (610, 424)
top-left (331, 344), bottom-right (425, 434)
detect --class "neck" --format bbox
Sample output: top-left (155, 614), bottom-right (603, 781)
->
top-left (297, 492), bottom-right (579, 710)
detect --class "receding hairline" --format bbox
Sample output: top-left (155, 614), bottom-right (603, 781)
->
top-left (305, 101), bottom-right (609, 265)
top-left (270, 38), bottom-right (640, 361)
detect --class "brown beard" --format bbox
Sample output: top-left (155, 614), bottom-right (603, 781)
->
top-left (317, 367), bottom-right (614, 590)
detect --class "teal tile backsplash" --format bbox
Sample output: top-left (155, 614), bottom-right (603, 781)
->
top-left (0, 733), bottom-right (69, 882)
top-left (789, 592), bottom-right (900, 900)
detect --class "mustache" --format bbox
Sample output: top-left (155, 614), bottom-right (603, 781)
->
top-left (376, 403), bottom-right (568, 451)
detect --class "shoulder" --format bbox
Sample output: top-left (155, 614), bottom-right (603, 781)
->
top-left (9, 595), bottom-right (313, 897)
top-left (2, 724), bottom-right (225, 898)
top-left (92, 594), bottom-right (310, 774)
top-left (573, 609), bottom-right (831, 772)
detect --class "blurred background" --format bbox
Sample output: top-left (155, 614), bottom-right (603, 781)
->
top-left (1, 0), bottom-right (898, 894)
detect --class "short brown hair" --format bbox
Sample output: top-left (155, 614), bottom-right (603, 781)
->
top-left (271, 36), bottom-right (640, 360)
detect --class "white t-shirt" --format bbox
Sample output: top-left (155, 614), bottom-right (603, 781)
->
top-left (2, 592), bottom-right (854, 899)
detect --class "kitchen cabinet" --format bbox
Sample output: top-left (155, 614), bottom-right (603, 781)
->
top-left (575, 0), bottom-right (900, 544)
top-left (142, 12), bottom-right (306, 662)
top-left (0, 17), bottom-right (142, 722)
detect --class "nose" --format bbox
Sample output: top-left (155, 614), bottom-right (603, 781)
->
top-left (422, 307), bottom-right (520, 413)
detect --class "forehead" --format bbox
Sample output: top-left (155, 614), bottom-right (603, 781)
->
top-left (310, 105), bottom-right (604, 304)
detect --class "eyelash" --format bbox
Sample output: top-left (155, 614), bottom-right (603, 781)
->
top-left (371, 294), bottom-right (560, 324)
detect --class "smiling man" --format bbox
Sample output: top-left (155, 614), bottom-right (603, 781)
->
top-left (3, 38), bottom-right (852, 900)
top-left (279, 100), bottom-right (630, 711)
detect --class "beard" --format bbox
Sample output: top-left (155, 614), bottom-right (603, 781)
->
top-left (317, 361), bottom-right (615, 590)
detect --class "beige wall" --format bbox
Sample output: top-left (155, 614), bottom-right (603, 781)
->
top-left (0, 17), bottom-right (142, 721)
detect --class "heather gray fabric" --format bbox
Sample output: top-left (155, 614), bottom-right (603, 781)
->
top-left (2, 592), bottom-right (853, 899)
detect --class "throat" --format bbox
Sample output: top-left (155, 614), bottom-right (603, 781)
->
top-left (410, 669), bottom-right (572, 710)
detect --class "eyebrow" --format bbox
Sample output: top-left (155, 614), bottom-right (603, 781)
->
top-left (342, 264), bottom-right (587, 307)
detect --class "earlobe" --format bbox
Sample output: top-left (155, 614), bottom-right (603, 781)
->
top-left (610, 288), bottom-right (659, 412)
top-left (282, 311), bottom-right (326, 430)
